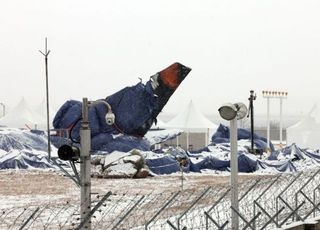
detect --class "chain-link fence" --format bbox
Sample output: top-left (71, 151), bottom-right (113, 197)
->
top-left (2, 168), bottom-right (320, 229)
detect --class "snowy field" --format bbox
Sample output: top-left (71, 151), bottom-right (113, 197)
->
top-left (0, 169), bottom-right (273, 229)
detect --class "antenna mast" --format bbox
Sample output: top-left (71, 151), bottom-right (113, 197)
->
top-left (39, 38), bottom-right (51, 160)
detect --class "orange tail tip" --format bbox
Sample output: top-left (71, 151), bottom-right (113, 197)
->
top-left (158, 62), bottom-right (191, 90)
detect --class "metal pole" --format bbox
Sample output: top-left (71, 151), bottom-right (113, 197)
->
top-left (0, 103), bottom-right (5, 117)
top-left (230, 118), bottom-right (239, 230)
top-left (39, 38), bottom-right (51, 160)
top-left (280, 97), bottom-right (283, 148)
top-left (267, 97), bottom-right (270, 151)
top-left (80, 98), bottom-right (91, 230)
top-left (186, 130), bottom-right (189, 151)
top-left (249, 90), bottom-right (255, 153)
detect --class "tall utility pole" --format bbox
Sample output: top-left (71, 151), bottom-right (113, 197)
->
top-left (39, 38), bottom-right (51, 160)
top-left (248, 90), bottom-right (256, 153)
top-left (262, 91), bottom-right (288, 149)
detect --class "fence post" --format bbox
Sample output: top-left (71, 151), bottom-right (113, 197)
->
top-left (145, 191), bottom-right (181, 230)
top-left (294, 168), bottom-right (320, 221)
top-left (253, 174), bottom-right (282, 229)
top-left (177, 187), bottom-right (211, 230)
top-left (205, 188), bottom-right (231, 229)
top-left (19, 207), bottom-right (40, 230)
top-left (111, 195), bottom-right (145, 230)
top-left (76, 191), bottom-right (112, 230)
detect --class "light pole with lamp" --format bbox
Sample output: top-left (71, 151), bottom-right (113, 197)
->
top-left (218, 102), bottom-right (248, 230)
top-left (57, 98), bottom-right (115, 230)
top-left (262, 91), bottom-right (288, 150)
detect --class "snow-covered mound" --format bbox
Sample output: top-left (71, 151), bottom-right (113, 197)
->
top-left (0, 128), bottom-right (48, 152)
top-left (0, 128), bottom-right (62, 170)
top-left (0, 150), bottom-right (55, 169)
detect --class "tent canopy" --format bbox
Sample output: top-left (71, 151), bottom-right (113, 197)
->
top-left (150, 118), bottom-right (167, 130)
top-left (0, 98), bottom-right (46, 129)
top-left (165, 100), bottom-right (218, 131)
top-left (287, 103), bottom-right (320, 149)
top-left (35, 99), bottom-right (56, 127)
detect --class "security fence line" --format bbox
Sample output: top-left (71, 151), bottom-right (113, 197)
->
top-left (2, 167), bottom-right (320, 229)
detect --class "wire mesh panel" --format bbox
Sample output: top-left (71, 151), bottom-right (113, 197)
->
top-left (3, 168), bottom-right (320, 229)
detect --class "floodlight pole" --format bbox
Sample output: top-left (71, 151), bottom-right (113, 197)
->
top-left (262, 91), bottom-right (288, 150)
top-left (80, 98), bottom-right (91, 230)
top-left (230, 118), bottom-right (239, 230)
top-left (266, 97), bottom-right (270, 151)
top-left (280, 97), bottom-right (283, 147)
top-left (39, 38), bottom-right (51, 160)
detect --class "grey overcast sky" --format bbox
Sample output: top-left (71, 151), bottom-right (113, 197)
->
top-left (1, 0), bottom-right (320, 117)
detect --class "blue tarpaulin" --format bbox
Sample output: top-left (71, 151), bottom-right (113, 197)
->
top-left (257, 160), bottom-right (297, 172)
top-left (268, 143), bottom-right (306, 161)
top-left (212, 124), bottom-right (275, 152)
top-left (187, 151), bottom-right (257, 173)
top-left (52, 63), bottom-right (191, 153)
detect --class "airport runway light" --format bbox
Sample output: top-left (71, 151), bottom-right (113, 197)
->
top-left (262, 90), bottom-right (288, 150)
top-left (218, 102), bottom-right (248, 230)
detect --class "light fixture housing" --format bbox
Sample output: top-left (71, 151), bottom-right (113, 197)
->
top-left (218, 103), bottom-right (248, 121)
top-left (58, 144), bottom-right (80, 161)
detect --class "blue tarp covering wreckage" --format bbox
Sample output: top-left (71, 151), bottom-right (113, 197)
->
top-left (1, 62), bottom-right (320, 174)
top-left (52, 62), bottom-right (191, 153)
top-left (212, 124), bottom-right (275, 152)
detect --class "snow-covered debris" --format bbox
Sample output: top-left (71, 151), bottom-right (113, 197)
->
top-left (144, 128), bottom-right (183, 146)
top-left (92, 150), bottom-right (150, 178)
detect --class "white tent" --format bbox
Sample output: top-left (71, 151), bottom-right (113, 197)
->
top-left (286, 104), bottom-right (320, 149)
top-left (35, 99), bottom-right (56, 128)
top-left (166, 100), bottom-right (218, 148)
top-left (0, 98), bottom-right (46, 129)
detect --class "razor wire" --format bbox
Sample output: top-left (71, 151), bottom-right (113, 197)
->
top-left (3, 168), bottom-right (320, 229)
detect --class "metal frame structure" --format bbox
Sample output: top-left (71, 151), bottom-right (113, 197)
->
top-left (262, 90), bottom-right (288, 149)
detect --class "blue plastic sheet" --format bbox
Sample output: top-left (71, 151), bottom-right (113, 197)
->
top-left (52, 63), bottom-right (191, 152)
top-left (257, 160), bottom-right (297, 172)
top-left (212, 124), bottom-right (275, 152)
top-left (268, 143), bottom-right (306, 161)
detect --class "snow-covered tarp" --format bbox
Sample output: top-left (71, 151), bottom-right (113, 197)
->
top-left (0, 127), bottom-right (320, 175)
top-left (0, 128), bottom-right (65, 169)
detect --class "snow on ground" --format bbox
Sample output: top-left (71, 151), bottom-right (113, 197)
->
top-left (1, 127), bottom-right (320, 229)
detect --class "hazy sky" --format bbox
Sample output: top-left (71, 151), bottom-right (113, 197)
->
top-left (1, 0), bottom-right (320, 118)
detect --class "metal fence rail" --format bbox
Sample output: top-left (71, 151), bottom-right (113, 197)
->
top-left (3, 167), bottom-right (320, 229)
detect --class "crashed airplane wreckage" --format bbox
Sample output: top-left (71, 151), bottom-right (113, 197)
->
top-left (52, 63), bottom-right (191, 152)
